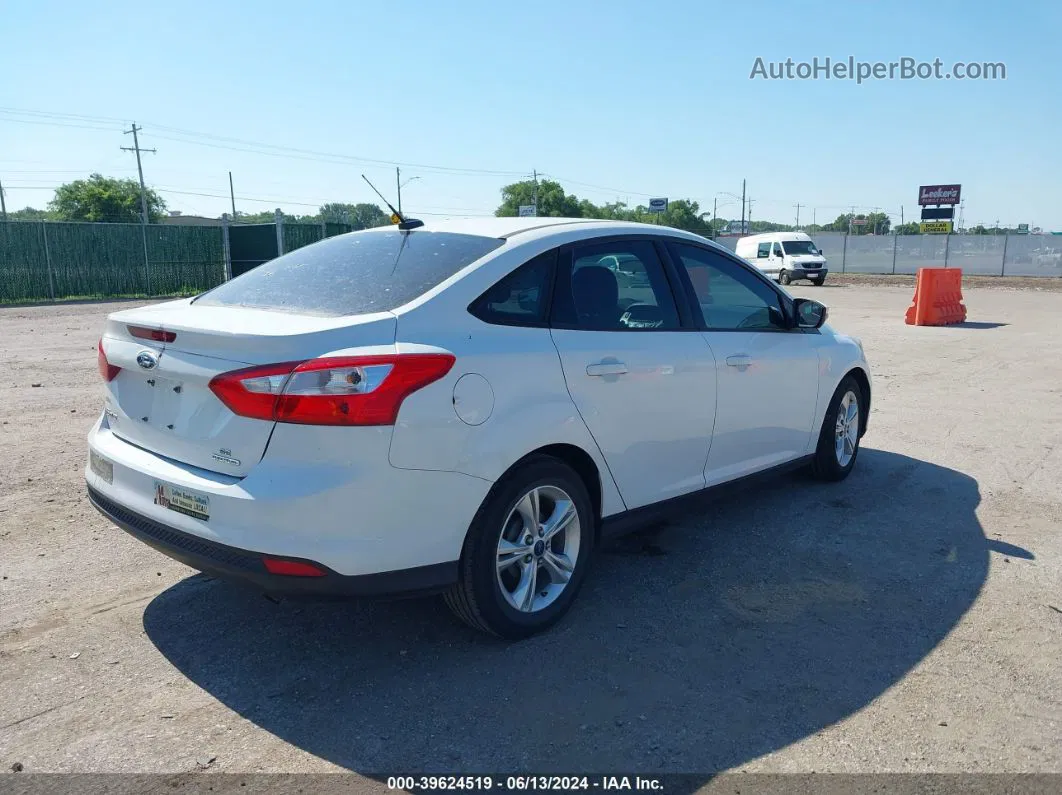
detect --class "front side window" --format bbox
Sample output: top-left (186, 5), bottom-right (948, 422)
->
top-left (668, 243), bottom-right (789, 331)
top-left (771, 242), bottom-right (784, 258)
top-left (756, 242), bottom-right (771, 258)
top-left (197, 230), bottom-right (504, 317)
top-left (551, 240), bottom-right (680, 330)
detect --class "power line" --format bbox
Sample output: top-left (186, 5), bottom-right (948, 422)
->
top-left (0, 107), bottom-right (528, 177)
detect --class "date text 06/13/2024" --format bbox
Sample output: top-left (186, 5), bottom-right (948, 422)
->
top-left (386, 776), bottom-right (664, 792)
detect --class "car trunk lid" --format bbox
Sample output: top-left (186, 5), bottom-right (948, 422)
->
top-left (100, 301), bottom-right (397, 477)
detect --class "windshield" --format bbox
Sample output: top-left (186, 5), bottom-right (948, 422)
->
top-left (781, 240), bottom-right (820, 257)
top-left (195, 230), bottom-right (503, 316)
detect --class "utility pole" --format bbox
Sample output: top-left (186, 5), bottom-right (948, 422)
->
top-left (794, 203), bottom-right (802, 229)
top-left (121, 123), bottom-right (156, 295)
top-left (958, 199), bottom-right (965, 232)
top-left (0, 176), bottom-right (7, 220)
top-left (748, 199), bottom-right (755, 229)
top-left (396, 166), bottom-right (402, 214)
top-left (712, 197), bottom-right (717, 238)
top-left (812, 208), bottom-right (816, 227)
top-left (228, 171), bottom-right (237, 219)
top-left (740, 179), bottom-right (746, 233)
top-left (900, 205), bottom-right (904, 229)
top-left (532, 169), bottom-right (539, 213)
top-left (848, 205), bottom-right (855, 236)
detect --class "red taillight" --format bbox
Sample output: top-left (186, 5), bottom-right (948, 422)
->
top-left (128, 325), bottom-right (176, 343)
top-left (208, 354), bottom-right (455, 426)
top-left (97, 338), bottom-right (120, 382)
top-left (262, 558), bottom-right (327, 577)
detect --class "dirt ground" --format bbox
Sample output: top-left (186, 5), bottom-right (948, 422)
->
top-left (2, 282), bottom-right (1061, 782)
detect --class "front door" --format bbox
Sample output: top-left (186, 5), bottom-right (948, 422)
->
top-left (666, 242), bottom-right (820, 486)
top-left (549, 238), bottom-right (716, 510)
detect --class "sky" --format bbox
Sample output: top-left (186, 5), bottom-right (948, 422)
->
top-left (1, 0), bottom-right (1060, 230)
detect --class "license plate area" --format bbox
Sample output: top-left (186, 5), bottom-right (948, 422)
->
top-left (147, 376), bottom-right (185, 431)
top-left (89, 451), bottom-right (113, 484)
top-left (153, 481), bottom-right (210, 522)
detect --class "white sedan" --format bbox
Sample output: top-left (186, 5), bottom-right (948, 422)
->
top-left (86, 217), bottom-right (871, 638)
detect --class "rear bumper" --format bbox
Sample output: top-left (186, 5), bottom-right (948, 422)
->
top-left (87, 484), bottom-right (456, 597)
top-left (85, 414), bottom-right (490, 579)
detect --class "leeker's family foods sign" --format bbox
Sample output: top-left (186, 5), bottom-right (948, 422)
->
top-left (918, 184), bottom-right (962, 206)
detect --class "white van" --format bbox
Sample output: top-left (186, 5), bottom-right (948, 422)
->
top-left (735, 232), bottom-right (828, 286)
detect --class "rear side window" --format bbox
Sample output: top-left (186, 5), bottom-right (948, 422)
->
top-left (756, 242), bottom-right (771, 258)
top-left (196, 230), bottom-right (504, 316)
top-left (469, 250), bottom-right (555, 326)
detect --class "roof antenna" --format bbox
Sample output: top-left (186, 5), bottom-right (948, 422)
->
top-left (362, 174), bottom-right (423, 230)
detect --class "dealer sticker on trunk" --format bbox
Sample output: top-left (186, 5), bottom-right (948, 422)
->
top-left (153, 481), bottom-right (210, 522)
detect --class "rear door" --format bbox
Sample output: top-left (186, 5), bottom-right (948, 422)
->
top-left (665, 242), bottom-right (820, 485)
top-left (549, 237), bottom-right (715, 509)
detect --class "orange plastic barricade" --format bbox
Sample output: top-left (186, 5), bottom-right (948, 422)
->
top-left (904, 267), bottom-right (968, 326)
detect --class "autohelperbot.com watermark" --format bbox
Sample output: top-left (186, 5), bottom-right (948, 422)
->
top-left (750, 56), bottom-right (1006, 83)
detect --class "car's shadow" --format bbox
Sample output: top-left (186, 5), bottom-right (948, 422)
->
top-left (144, 449), bottom-right (1001, 779)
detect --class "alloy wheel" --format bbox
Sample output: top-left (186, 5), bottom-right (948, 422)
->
top-left (834, 390), bottom-right (860, 467)
top-left (495, 485), bottom-right (581, 613)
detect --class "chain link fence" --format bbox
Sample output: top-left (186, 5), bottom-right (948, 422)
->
top-left (0, 218), bottom-right (359, 303)
top-left (4, 221), bottom-right (1061, 304)
top-left (715, 232), bottom-right (1062, 277)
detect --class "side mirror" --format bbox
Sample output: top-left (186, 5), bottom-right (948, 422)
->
top-left (794, 298), bottom-right (828, 329)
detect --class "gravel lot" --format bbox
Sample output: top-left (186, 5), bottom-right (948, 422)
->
top-left (2, 283), bottom-right (1061, 781)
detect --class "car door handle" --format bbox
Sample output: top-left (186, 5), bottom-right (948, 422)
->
top-left (725, 354), bottom-right (752, 368)
top-left (586, 362), bottom-right (629, 377)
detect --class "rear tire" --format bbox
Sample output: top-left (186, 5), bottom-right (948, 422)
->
top-left (444, 456), bottom-right (594, 639)
top-left (779, 270), bottom-right (792, 285)
top-left (810, 375), bottom-right (863, 482)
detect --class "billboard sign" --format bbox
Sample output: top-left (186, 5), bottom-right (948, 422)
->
top-left (918, 184), bottom-right (962, 206)
top-left (921, 207), bottom-right (955, 220)
top-left (920, 221), bottom-right (953, 234)
top-left (1017, 223), bottom-right (1030, 234)
top-left (518, 204), bottom-right (537, 217)
top-left (648, 198), bottom-right (668, 213)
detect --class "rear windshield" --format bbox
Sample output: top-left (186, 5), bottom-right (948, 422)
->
top-left (196, 230), bottom-right (504, 316)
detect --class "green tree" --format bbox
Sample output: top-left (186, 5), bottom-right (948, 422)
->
top-left (496, 179), bottom-right (583, 218)
top-left (232, 210), bottom-right (279, 224)
top-left (49, 173), bottom-right (166, 223)
top-left (748, 220), bottom-right (795, 233)
top-left (895, 222), bottom-right (922, 235)
top-left (823, 213), bottom-right (852, 232)
top-left (651, 199), bottom-right (714, 236)
top-left (864, 212), bottom-right (891, 235)
top-left (318, 202), bottom-right (388, 229)
top-left (8, 206), bottom-right (52, 221)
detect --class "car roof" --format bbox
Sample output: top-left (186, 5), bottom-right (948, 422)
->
top-left (358, 215), bottom-right (710, 243)
top-left (738, 231), bottom-right (812, 243)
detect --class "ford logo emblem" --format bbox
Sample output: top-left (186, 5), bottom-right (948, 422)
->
top-left (136, 351), bottom-right (159, 370)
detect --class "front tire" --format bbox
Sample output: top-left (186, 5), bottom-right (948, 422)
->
top-left (444, 456), bottom-right (594, 639)
top-left (778, 270), bottom-right (792, 285)
top-left (810, 276), bottom-right (825, 286)
top-left (810, 375), bottom-right (863, 481)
